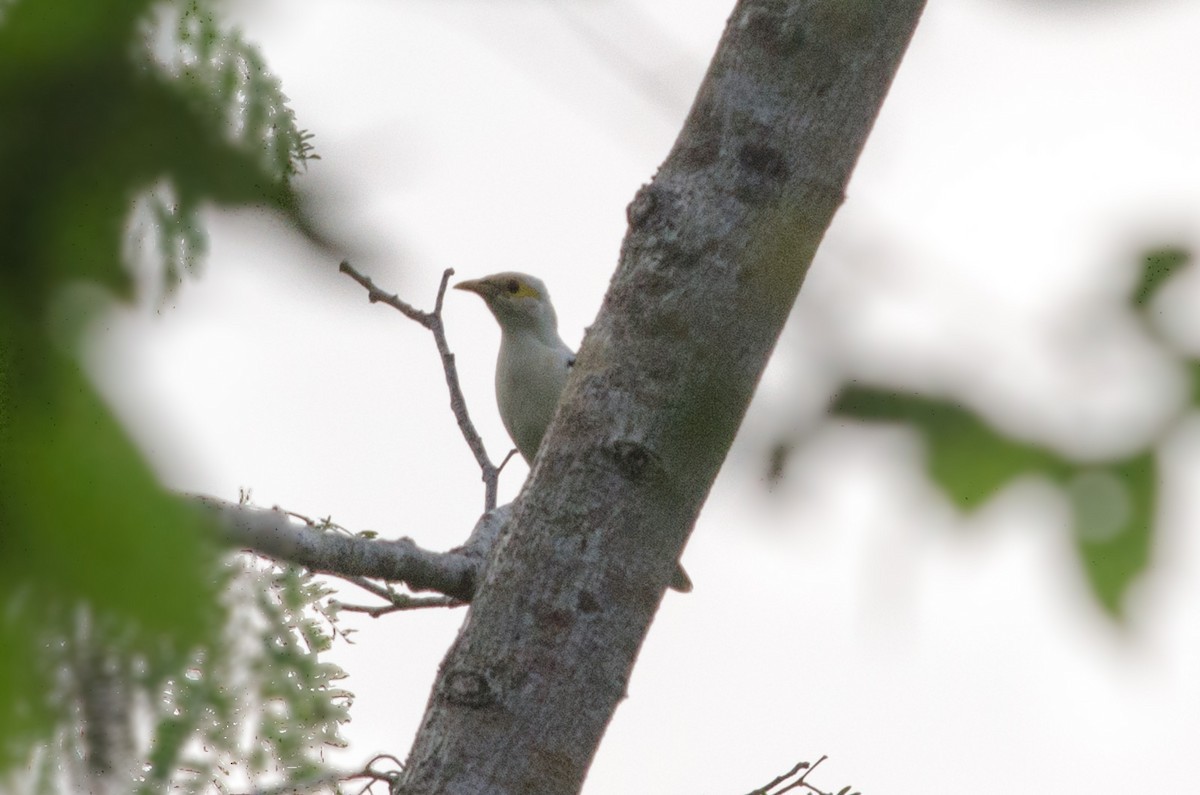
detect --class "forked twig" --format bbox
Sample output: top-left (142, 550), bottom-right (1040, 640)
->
top-left (745, 755), bottom-right (859, 795)
top-left (334, 575), bottom-right (464, 616)
top-left (339, 261), bottom-right (505, 510)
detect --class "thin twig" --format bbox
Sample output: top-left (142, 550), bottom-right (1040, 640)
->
top-left (334, 575), bottom-right (465, 615)
top-left (233, 753), bottom-right (404, 795)
top-left (334, 593), bottom-right (464, 617)
top-left (746, 755), bottom-right (841, 795)
top-left (425, 268), bottom-right (502, 508)
top-left (335, 574), bottom-right (465, 613)
top-left (353, 753), bottom-right (403, 795)
top-left (497, 448), bottom-right (520, 474)
top-left (345, 575), bottom-right (395, 601)
top-left (338, 260), bottom-right (432, 326)
top-left (747, 761), bottom-right (810, 795)
top-left (339, 261), bottom-right (504, 511)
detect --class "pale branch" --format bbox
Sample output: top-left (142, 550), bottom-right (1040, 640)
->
top-left (197, 495), bottom-right (511, 602)
top-left (338, 260), bottom-right (505, 511)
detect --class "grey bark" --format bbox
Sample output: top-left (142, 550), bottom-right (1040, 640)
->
top-left (399, 1), bottom-right (926, 793)
top-left (201, 496), bottom-right (509, 601)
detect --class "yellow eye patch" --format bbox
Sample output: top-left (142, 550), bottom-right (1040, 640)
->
top-left (501, 277), bottom-right (540, 299)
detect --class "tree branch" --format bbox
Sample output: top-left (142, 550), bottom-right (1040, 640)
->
top-left (199, 496), bottom-right (510, 602)
top-left (338, 261), bottom-right (505, 510)
top-left (746, 755), bottom-right (847, 795)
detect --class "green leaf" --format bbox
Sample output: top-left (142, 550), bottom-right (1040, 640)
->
top-left (0, 0), bottom-right (340, 785)
top-left (0, 0), bottom-right (315, 319)
top-left (832, 386), bottom-right (1156, 619)
top-left (832, 387), bottom-right (1069, 507)
top-left (0, 336), bottom-right (222, 767)
top-left (1131, 246), bottom-right (1190, 308)
top-left (1068, 455), bottom-right (1154, 618)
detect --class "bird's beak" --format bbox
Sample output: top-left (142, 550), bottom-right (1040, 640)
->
top-left (454, 278), bottom-right (492, 298)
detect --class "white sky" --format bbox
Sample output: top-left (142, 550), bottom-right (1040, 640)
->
top-left (88, 0), bottom-right (1200, 792)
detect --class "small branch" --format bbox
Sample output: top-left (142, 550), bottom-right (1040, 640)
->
top-left (198, 495), bottom-right (512, 602)
top-left (345, 575), bottom-right (398, 600)
top-left (339, 260), bottom-right (504, 511)
top-left (337, 260), bottom-right (433, 327)
top-left (746, 756), bottom-right (856, 795)
top-left (497, 447), bottom-right (519, 474)
top-left (328, 575), bottom-right (465, 615)
top-left (335, 594), bottom-right (463, 617)
top-left (232, 753), bottom-right (404, 795)
top-left (747, 761), bottom-right (811, 795)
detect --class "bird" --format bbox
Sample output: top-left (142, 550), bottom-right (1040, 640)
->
top-left (455, 272), bottom-right (692, 592)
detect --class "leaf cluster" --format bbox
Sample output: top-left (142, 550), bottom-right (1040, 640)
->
top-left (822, 247), bottom-right (1193, 617)
top-left (11, 560), bottom-right (351, 795)
top-left (0, 0), bottom-right (324, 777)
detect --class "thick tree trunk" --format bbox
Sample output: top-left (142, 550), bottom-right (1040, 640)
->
top-left (398, 1), bottom-right (926, 792)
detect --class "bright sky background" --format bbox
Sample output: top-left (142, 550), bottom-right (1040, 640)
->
top-left (88, 0), bottom-right (1200, 792)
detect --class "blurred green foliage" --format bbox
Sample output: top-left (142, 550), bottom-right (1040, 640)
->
top-left (825, 247), bottom-right (1193, 619)
top-left (133, 563), bottom-right (350, 795)
top-left (0, 0), bottom-right (334, 786)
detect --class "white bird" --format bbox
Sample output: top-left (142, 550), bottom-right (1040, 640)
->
top-left (456, 272), bottom-right (692, 592)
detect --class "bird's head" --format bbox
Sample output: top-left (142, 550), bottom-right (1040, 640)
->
top-left (454, 272), bottom-right (559, 337)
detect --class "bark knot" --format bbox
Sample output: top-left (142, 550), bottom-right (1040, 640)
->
top-left (626, 183), bottom-right (659, 229)
top-left (440, 668), bottom-right (497, 709)
top-left (607, 440), bottom-right (666, 486)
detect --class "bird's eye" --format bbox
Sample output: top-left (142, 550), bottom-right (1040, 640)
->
top-left (505, 279), bottom-right (520, 294)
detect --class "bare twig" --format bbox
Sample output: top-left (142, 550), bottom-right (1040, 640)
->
top-left (335, 594), bottom-right (463, 617)
top-left (345, 574), bottom-right (397, 600)
top-left (497, 447), bottom-right (520, 474)
top-left (339, 260), bottom-right (505, 511)
top-left (746, 755), bottom-right (856, 795)
top-left (328, 575), bottom-right (465, 615)
top-left (747, 761), bottom-right (811, 795)
top-left (231, 752), bottom-right (404, 795)
top-left (337, 260), bottom-right (433, 326)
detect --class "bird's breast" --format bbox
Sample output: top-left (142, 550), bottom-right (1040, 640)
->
top-left (495, 335), bottom-right (572, 462)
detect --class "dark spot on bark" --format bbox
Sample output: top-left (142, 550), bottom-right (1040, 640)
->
top-left (738, 142), bottom-right (789, 183)
top-left (576, 590), bottom-right (601, 614)
top-left (540, 606), bottom-right (574, 632)
top-left (734, 140), bottom-right (791, 204)
top-left (441, 669), bottom-right (496, 708)
top-left (609, 440), bottom-right (664, 485)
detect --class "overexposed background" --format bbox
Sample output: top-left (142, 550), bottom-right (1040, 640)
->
top-left (90, 1), bottom-right (1200, 791)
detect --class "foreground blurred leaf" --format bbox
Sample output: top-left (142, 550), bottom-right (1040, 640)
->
top-left (1067, 456), bottom-right (1154, 617)
top-left (0, 327), bottom-right (221, 766)
top-left (831, 386), bottom-right (1154, 619)
top-left (1131, 246), bottom-right (1190, 309)
top-left (832, 387), bottom-right (1070, 506)
top-left (0, 0), bottom-right (315, 312)
top-left (0, 0), bottom-right (322, 773)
